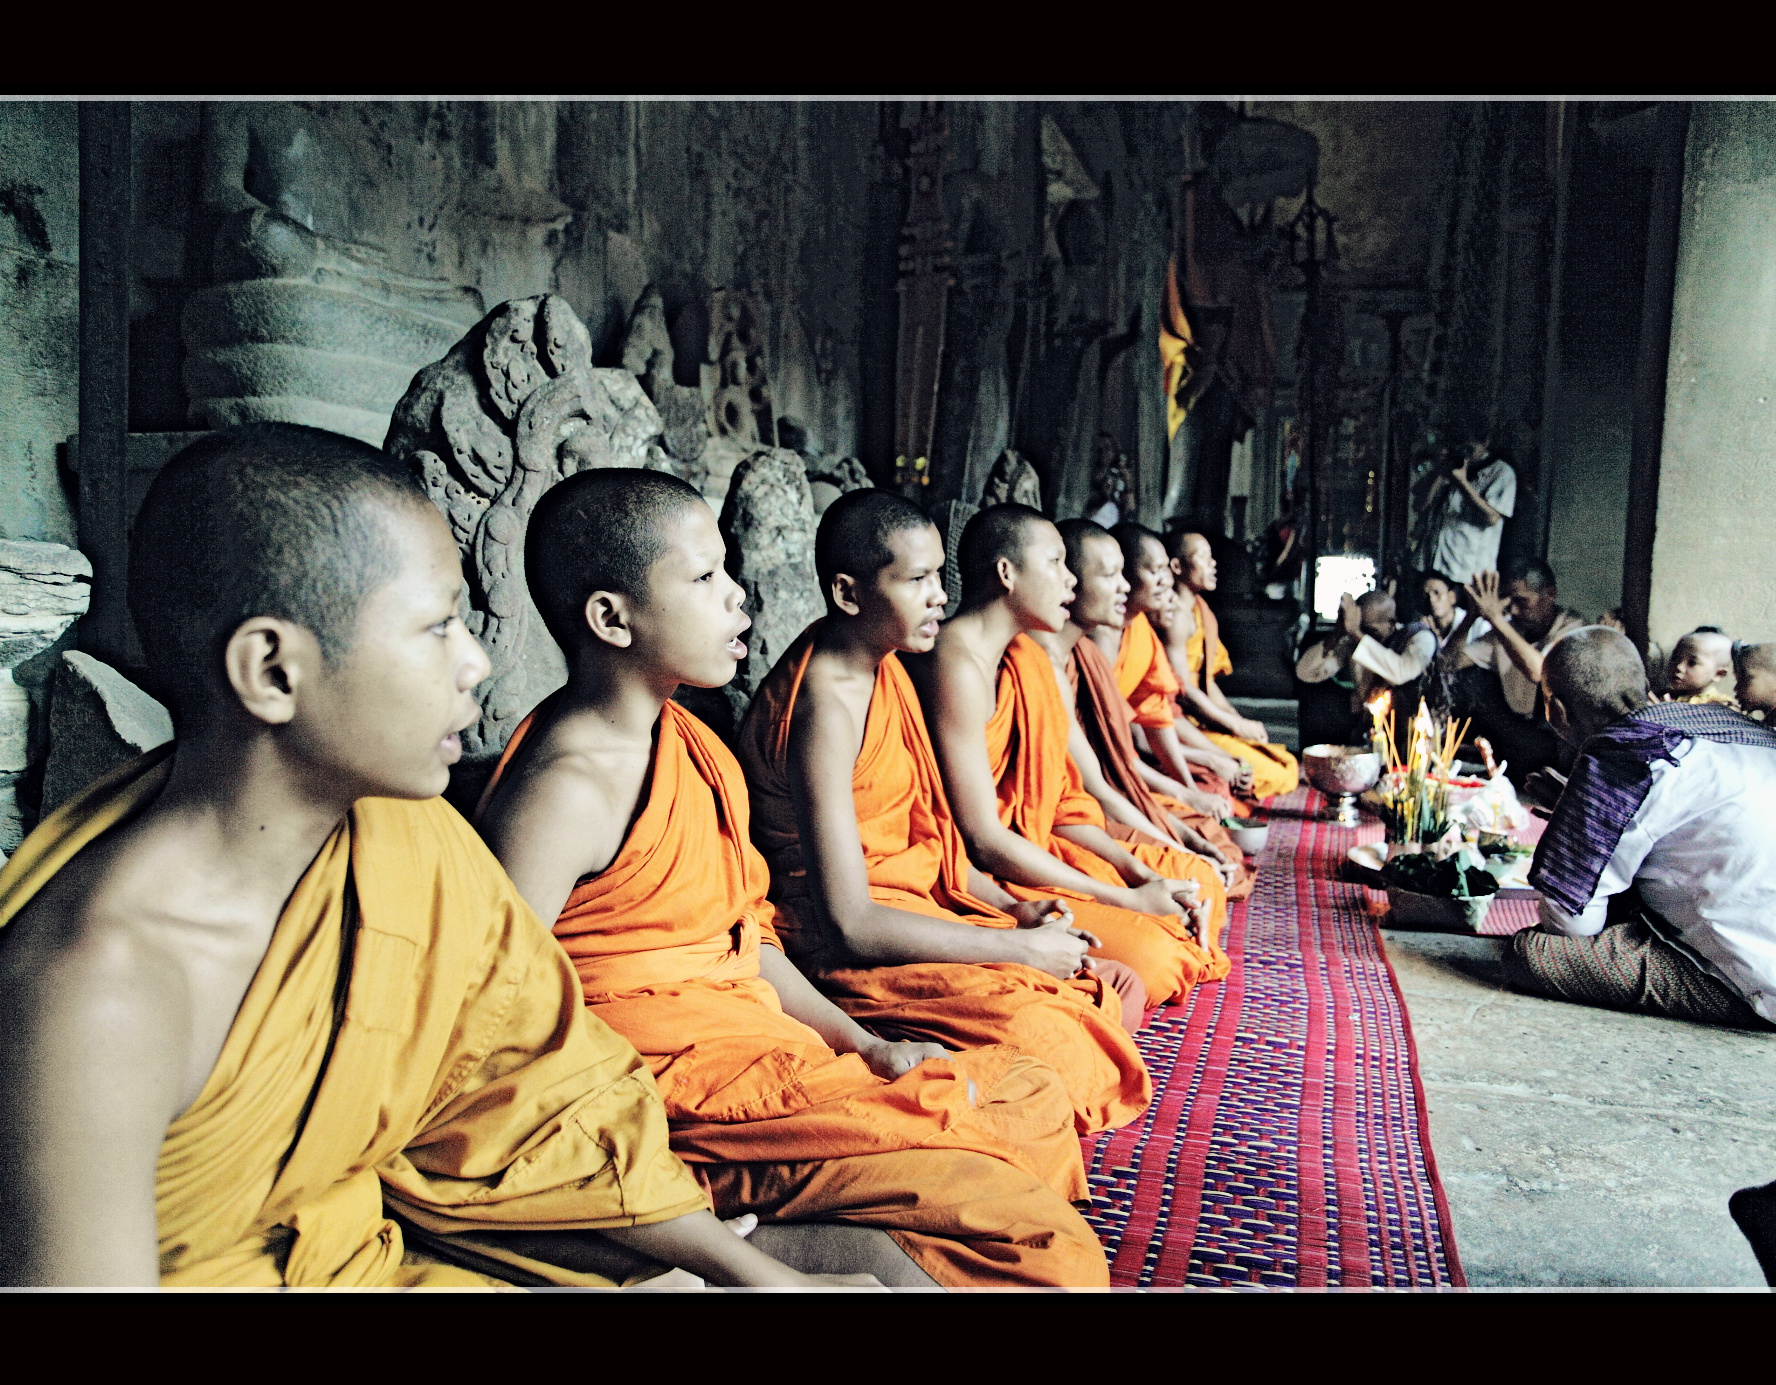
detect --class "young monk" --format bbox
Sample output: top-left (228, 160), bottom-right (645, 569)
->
top-left (735, 489), bottom-right (1151, 1137)
top-left (1736, 642), bottom-right (1776, 719)
top-left (1106, 522), bottom-right (1251, 806)
top-left (474, 469), bottom-right (1109, 1289)
top-left (909, 502), bottom-right (1228, 1009)
top-left (1164, 530), bottom-right (1300, 799)
top-left (1665, 627), bottom-right (1738, 705)
top-left (0, 424), bottom-right (862, 1289)
top-left (1052, 520), bottom-right (1254, 900)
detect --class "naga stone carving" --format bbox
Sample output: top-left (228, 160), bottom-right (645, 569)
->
top-left (980, 449), bottom-right (1044, 510)
top-left (701, 289), bottom-right (777, 509)
top-left (385, 294), bottom-right (672, 760)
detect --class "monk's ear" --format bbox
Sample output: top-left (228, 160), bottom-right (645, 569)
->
top-left (584, 591), bottom-right (634, 649)
top-left (994, 554), bottom-right (1018, 597)
top-left (223, 616), bottom-right (316, 727)
top-left (829, 573), bottom-right (862, 617)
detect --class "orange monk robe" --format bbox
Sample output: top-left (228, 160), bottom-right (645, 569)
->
top-left (480, 700), bottom-right (1109, 1289)
top-left (1176, 594), bottom-right (1300, 800)
top-left (1114, 611), bottom-right (1249, 815)
top-left (735, 623), bottom-right (1151, 1137)
top-left (1072, 635), bottom-right (1254, 900)
top-left (985, 635), bottom-right (1230, 1006)
top-left (0, 748), bottom-right (712, 1289)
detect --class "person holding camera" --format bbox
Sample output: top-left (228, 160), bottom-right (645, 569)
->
top-left (1422, 437), bottom-right (1517, 587)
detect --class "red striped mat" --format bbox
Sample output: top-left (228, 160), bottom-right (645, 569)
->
top-left (1078, 788), bottom-right (1465, 1288)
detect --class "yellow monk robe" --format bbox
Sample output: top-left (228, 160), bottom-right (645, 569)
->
top-left (735, 623), bottom-right (1151, 1137)
top-left (0, 747), bottom-right (710, 1289)
top-left (988, 635), bottom-right (1230, 1005)
top-left (480, 700), bottom-right (1109, 1290)
top-left (1176, 594), bottom-right (1299, 800)
top-left (1073, 634), bottom-right (1254, 901)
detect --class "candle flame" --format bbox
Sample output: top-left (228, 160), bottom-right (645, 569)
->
top-left (1366, 690), bottom-right (1391, 722)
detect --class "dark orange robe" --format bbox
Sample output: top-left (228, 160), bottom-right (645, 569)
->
top-left (479, 700), bottom-right (1109, 1289)
top-left (1111, 612), bottom-right (1249, 814)
top-left (1072, 635), bottom-right (1255, 900)
top-left (985, 635), bottom-right (1230, 1005)
top-left (736, 624), bottom-right (1152, 1137)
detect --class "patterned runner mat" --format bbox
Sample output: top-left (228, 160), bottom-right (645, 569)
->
top-left (1079, 788), bottom-right (1466, 1287)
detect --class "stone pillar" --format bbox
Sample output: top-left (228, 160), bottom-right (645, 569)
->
top-left (1646, 104), bottom-right (1776, 650)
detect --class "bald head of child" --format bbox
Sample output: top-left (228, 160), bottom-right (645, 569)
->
top-left (128, 422), bottom-right (489, 802)
top-left (1735, 642), bottom-right (1776, 717)
top-left (813, 488), bottom-right (947, 655)
top-left (526, 467), bottom-right (750, 693)
top-left (1667, 627), bottom-right (1735, 697)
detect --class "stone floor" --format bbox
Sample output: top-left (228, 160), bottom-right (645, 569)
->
top-left (1384, 927), bottom-right (1776, 1288)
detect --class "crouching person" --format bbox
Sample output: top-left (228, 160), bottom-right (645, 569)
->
top-left (1508, 626), bottom-right (1776, 1031)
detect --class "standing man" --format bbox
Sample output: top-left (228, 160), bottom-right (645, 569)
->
top-left (1423, 437), bottom-right (1517, 586)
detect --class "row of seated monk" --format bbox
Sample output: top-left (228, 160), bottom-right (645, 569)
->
top-left (0, 423), bottom-right (1303, 1290)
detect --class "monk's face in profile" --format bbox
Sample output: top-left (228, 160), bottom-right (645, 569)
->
top-left (1126, 535), bottom-right (1174, 617)
top-left (1068, 533), bottom-right (1128, 632)
top-left (287, 502), bottom-right (491, 801)
top-left (1002, 519), bottom-right (1076, 634)
top-left (848, 521), bottom-right (948, 654)
top-left (1174, 536), bottom-right (1216, 594)
top-left (626, 501), bottom-right (752, 689)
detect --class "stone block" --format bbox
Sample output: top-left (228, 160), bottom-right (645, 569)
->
top-left (0, 538), bottom-right (92, 669)
top-left (43, 651), bottom-right (174, 815)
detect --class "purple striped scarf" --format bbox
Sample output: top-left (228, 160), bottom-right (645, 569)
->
top-left (1529, 701), bottom-right (1776, 917)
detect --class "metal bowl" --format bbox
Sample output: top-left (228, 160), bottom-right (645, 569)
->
top-left (1301, 744), bottom-right (1382, 797)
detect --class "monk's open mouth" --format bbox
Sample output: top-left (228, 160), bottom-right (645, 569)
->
top-left (727, 637), bottom-right (747, 658)
top-left (440, 733), bottom-right (462, 764)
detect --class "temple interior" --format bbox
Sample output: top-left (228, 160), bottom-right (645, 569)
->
top-left (2, 98), bottom-right (1773, 1290)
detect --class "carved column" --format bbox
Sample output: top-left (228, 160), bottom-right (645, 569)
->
top-left (893, 103), bottom-right (953, 502)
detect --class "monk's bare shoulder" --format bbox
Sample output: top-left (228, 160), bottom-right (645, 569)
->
top-left (792, 652), bottom-right (871, 765)
top-left (0, 848), bottom-right (196, 1121)
top-left (927, 626), bottom-right (994, 731)
top-left (481, 717), bottom-right (655, 892)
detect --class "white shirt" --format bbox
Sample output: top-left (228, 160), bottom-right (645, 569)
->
top-left (1295, 628), bottom-right (1438, 704)
top-left (1431, 459), bottom-right (1516, 585)
top-left (1539, 737), bottom-right (1776, 1021)
top-left (1461, 608), bottom-right (1586, 717)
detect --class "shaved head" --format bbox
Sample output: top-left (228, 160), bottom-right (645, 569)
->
top-left (815, 488), bottom-right (931, 596)
top-left (1543, 626), bottom-right (1648, 737)
top-left (1056, 517), bottom-right (1116, 578)
top-left (525, 467), bottom-right (706, 648)
top-left (1357, 590), bottom-right (1395, 617)
top-left (1737, 641), bottom-right (1776, 678)
top-left (129, 422), bottom-right (432, 715)
top-left (1108, 521), bottom-right (1163, 575)
top-left (958, 503), bottom-right (1048, 609)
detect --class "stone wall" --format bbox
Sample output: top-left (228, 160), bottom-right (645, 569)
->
top-left (0, 103), bottom-right (80, 545)
top-left (1647, 103), bottom-right (1776, 650)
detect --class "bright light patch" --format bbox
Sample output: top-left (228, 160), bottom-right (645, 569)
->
top-left (1313, 554), bottom-right (1376, 621)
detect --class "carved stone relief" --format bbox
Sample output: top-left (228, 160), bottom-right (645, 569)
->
top-left (980, 449), bottom-right (1044, 510)
top-left (183, 208), bottom-right (487, 446)
top-left (385, 294), bottom-right (671, 759)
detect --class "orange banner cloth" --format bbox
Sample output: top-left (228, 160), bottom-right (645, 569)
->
top-left (736, 623), bottom-right (1152, 1136)
top-left (480, 700), bottom-right (1108, 1289)
top-left (0, 747), bottom-right (712, 1288)
top-left (1176, 594), bottom-right (1300, 799)
top-left (985, 635), bottom-right (1229, 1005)
top-left (1072, 636), bottom-right (1254, 900)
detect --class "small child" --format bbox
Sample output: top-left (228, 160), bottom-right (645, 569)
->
top-left (1734, 642), bottom-right (1776, 720)
top-left (1666, 626), bottom-right (1738, 705)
